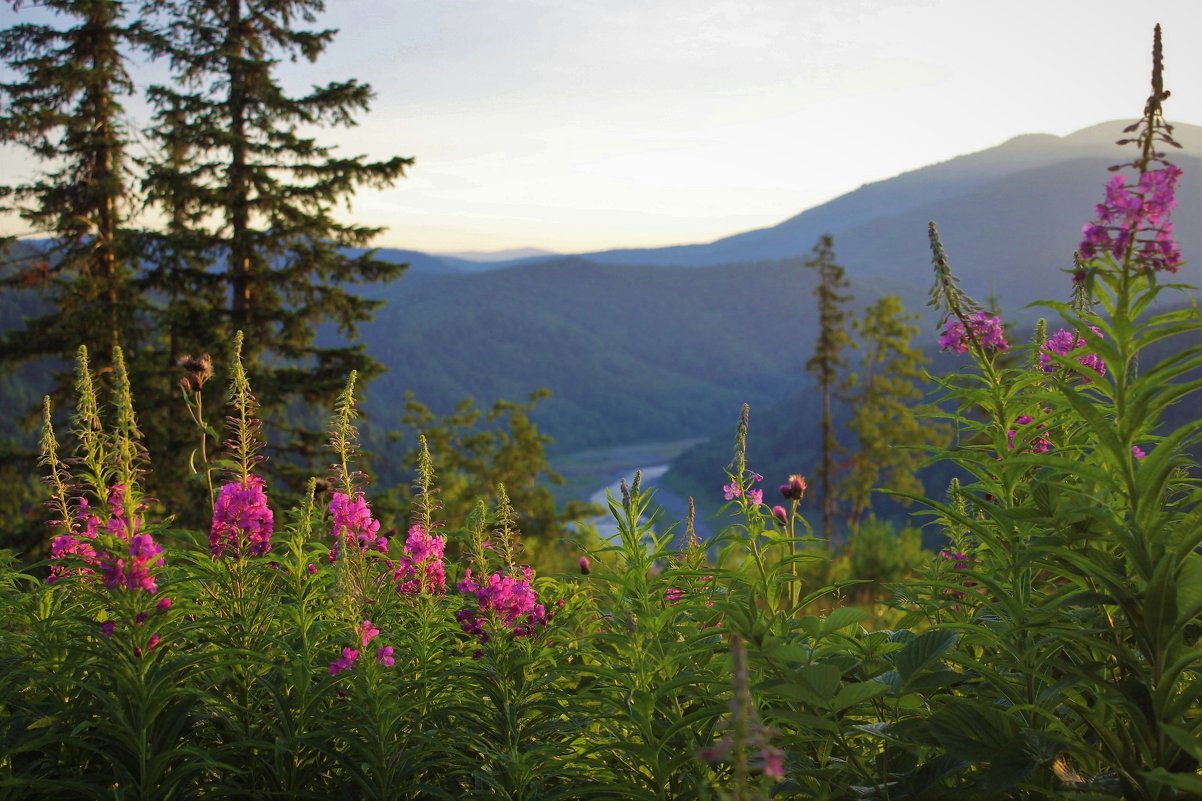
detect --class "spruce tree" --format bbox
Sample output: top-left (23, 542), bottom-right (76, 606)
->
top-left (0, 0), bottom-right (144, 380)
top-left (0, 1), bottom-right (148, 552)
top-left (140, 0), bottom-right (412, 488)
top-left (803, 235), bottom-right (852, 543)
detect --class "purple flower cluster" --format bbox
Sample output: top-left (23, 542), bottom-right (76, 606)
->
top-left (101, 532), bottom-right (165, 594)
top-left (329, 646), bottom-right (359, 676)
top-left (48, 485), bottom-right (164, 594)
top-left (1041, 327), bottom-right (1106, 378)
top-left (47, 498), bottom-right (101, 584)
top-left (328, 491), bottom-right (387, 562)
top-left (456, 567), bottom-right (547, 644)
top-left (1079, 167), bottom-right (1182, 272)
top-left (722, 472), bottom-right (763, 505)
top-left (939, 550), bottom-right (971, 570)
top-left (939, 312), bottom-right (1010, 355)
top-left (210, 475), bottom-right (274, 558)
top-left (1007, 415), bottom-right (1051, 454)
top-left (393, 524), bottom-right (447, 594)
top-left (328, 620), bottom-right (395, 676)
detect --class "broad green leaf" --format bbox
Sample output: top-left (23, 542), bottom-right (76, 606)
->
top-left (894, 629), bottom-right (959, 683)
top-left (833, 681), bottom-right (889, 712)
top-left (819, 606), bottom-right (872, 637)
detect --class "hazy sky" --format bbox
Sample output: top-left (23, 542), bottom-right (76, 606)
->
top-left (2, 0), bottom-right (1200, 254)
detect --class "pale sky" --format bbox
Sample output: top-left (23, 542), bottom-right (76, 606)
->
top-left (2, 0), bottom-right (1200, 254)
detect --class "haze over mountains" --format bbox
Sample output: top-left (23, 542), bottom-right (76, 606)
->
top-left (357, 121), bottom-right (1201, 465)
top-left (3, 121), bottom-right (1199, 509)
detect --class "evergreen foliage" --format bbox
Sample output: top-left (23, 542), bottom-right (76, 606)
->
top-left (803, 235), bottom-right (853, 542)
top-left (138, 0), bottom-right (413, 486)
top-left (0, 0), bottom-right (143, 384)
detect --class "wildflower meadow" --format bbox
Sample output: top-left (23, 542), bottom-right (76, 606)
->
top-left (1, 25), bottom-right (1200, 801)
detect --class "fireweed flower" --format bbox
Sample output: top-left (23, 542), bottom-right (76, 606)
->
top-left (209, 475), bottom-right (274, 558)
top-left (1041, 327), bottom-right (1106, 377)
top-left (939, 312), bottom-right (1010, 355)
top-left (1132, 444), bottom-right (1147, 460)
top-left (357, 619), bottom-right (380, 647)
top-left (747, 488), bottom-right (763, 506)
top-left (456, 566), bottom-right (548, 644)
top-left (101, 533), bottom-right (165, 594)
top-left (376, 645), bottom-right (395, 667)
top-left (328, 491), bottom-right (387, 562)
top-left (1007, 415), bottom-right (1052, 454)
top-left (393, 524), bottom-right (447, 594)
top-left (722, 481), bottom-right (741, 501)
top-left (1079, 165), bottom-right (1182, 272)
top-left (47, 520), bottom-right (100, 584)
top-left (329, 647), bottom-right (359, 676)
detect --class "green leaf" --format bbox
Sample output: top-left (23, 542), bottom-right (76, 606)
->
top-left (894, 629), bottom-right (959, 684)
top-left (927, 701), bottom-right (1018, 763)
top-left (1143, 767), bottom-right (1202, 795)
top-left (832, 681), bottom-right (889, 712)
top-left (819, 606), bottom-right (872, 637)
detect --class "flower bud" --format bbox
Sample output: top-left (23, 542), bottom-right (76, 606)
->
top-left (779, 474), bottom-right (807, 501)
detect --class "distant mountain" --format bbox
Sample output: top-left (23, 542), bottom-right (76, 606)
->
top-left (572, 121), bottom-right (1202, 272)
top-left (4, 121), bottom-right (1200, 502)
top-left (354, 257), bottom-right (837, 468)
top-left (436, 247), bottom-right (559, 262)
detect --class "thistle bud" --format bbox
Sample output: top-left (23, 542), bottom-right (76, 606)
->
top-left (779, 474), bottom-right (807, 501)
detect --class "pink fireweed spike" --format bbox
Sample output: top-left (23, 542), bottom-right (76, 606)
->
top-left (939, 312), bottom-right (1009, 355)
top-left (1079, 165), bottom-right (1182, 272)
top-left (328, 491), bottom-right (387, 562)
top-left (393, 524), bottom-right (447, 594)
top-left (210, 475), bottom-right (274, 558)
top-left (1041, 327), bottom-right (1106, 378)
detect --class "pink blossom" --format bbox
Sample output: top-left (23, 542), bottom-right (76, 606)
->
top-left (357, 620), bottom-right (381, 647)
top-left (1132, 444), bottom-right (1146, 460)
top-left (457, 568), bottom-right (547, 644)
top-left (1007, 415), bottom-right (1051, 454)
top-left (329, 647), bottom-right (360, 676)
top-left (747, 488), bottom-right (763, 506)
top-left (771, 505), bottom-right (788, 525)
top-left (761, 746), bottom-right (785, 780)
top-left (939, 312), bottom-right (1009, 355)
top-left (1079, 165), bottom-right (1182, 272)
top-left (376, 645), bottom-right (395, 667)
top-left (722, 481), bottom-right (741, 501)
top-left (101, 532), bottom-right (165, 594)
top-left (210, 475), bottom-right (274, 558)
top-left (328, 492), bottom-right (387, 562)
top-left (1041, 327), bottom-right (1106, 378)
top-left (393, 524), bottom-right (447, 595)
